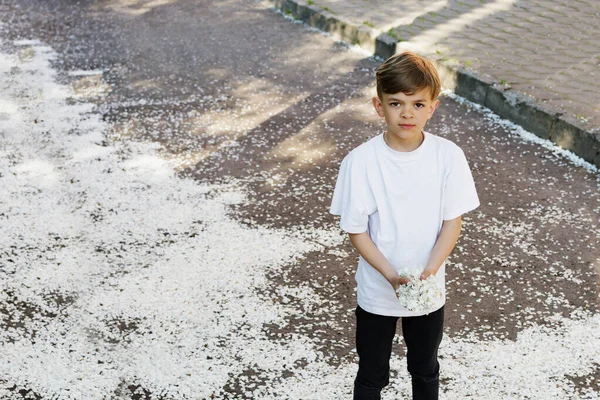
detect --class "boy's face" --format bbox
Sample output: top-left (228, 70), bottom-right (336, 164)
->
top-left (372, 88), bottom-right (440, 142)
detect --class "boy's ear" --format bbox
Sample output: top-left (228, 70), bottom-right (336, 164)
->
top-left (372, 96), bottom-right (385, 117)
top-left (427, 99), bottom-right (440, 119)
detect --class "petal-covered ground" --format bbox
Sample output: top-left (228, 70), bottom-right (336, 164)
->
top-left (0, 1), bottom-right (599, 399)
top-left (0, 38), bottom-right (351, 399)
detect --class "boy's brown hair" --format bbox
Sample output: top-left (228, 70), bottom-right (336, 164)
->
top-left (376, 51), bottom-right (441, 100)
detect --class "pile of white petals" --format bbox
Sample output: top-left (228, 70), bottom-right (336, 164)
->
top-left (396, 272), bottom-right (443, 313)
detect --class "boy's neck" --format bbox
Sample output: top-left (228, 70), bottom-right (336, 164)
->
top-left (384, 130), bottom-right (424, 152)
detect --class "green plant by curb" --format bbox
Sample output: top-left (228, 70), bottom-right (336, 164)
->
top-left (363, 20), bottom-right (374, 28)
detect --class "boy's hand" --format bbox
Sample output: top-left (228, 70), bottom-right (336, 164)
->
top-left (387, 274), bottom-right (410, 293)
top-left (420, 268), bottom-right (436, 280)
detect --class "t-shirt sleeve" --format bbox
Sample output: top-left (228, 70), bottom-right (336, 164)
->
top-left (443, 147), bottom-right (480, 221)
top-left (329, 153), bottom-right (377, 234)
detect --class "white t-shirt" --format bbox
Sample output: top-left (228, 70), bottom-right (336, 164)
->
top-left (329, 131), bottom-right (480, 317)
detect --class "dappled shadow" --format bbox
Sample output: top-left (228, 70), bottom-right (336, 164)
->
top-left (183, 57), bottom-right (376, 181)
top-left (94, 0), bottom-right (180, 16)
top-left (0, 0), bottom-right (384, 231)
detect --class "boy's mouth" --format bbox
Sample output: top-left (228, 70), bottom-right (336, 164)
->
top-left (399, 124), bottom-right (415, 129)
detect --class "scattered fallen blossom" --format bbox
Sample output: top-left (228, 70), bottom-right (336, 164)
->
top-left (442, 90), bottom-right (599, 174)
top-left (0, 37), bottom-right (349, 400)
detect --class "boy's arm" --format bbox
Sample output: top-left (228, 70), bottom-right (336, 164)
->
top-left (420, 216), bottom-right (462, 280)
top-left (348, 232), bottom-right (409, 291)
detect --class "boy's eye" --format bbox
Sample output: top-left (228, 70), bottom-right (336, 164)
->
top-left (390, 102), bottom-right (399, 106)
top-left (415, 103), bottom-right (424, 108)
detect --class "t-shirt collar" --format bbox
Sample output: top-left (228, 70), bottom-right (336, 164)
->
top-left (378, 130), bottom-right (429, 161)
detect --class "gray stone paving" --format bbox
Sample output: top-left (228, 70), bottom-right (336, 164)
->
top-left (270, 0), bottom-right (600, 166)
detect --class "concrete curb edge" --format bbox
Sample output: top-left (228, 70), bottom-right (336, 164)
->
top-left (266, 0), bottom-right (600, 168)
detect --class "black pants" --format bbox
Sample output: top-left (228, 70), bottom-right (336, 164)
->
top-left (353, 305), bottom-right (444, 400)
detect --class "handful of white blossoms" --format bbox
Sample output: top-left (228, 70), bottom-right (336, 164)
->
top-left (395, 272), bottom-right (443, 313)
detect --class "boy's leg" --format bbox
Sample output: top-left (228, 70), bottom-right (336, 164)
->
top-left (354, 305), bottom-right (399, 400)
top-left (401, 305), bottom-right (444, 400)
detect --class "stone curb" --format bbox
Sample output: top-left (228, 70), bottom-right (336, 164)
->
top-left (266, 0), bottom-right (600, 168)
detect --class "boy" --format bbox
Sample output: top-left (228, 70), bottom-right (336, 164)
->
top-left (329, 51), bottom-right (480, 400)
